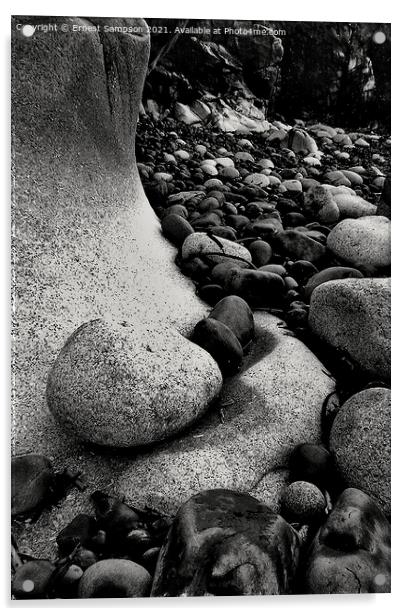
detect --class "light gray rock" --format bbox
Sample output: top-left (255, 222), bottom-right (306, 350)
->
top-left (332, 193), bottom-right (377, 218)
top-left (309, 278), bottom-right (390, 381)
top-left (330, 388), bottom-right (391, 516)
top-left (281, 481), bottom-right (326, 523)
top-left (181, 232), bottom-right (252, 265)
top-left (47, 319), bottom-right (222, 447)
top-left (116, 312), bottom-right (334, 514)
top-left (327, 216), bottom-right (390, 273)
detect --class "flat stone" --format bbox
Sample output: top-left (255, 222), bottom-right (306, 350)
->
top-left (309, 278), bottom-right (390, 381)
top-left (330, 388), bottom-right (390, 516)
top-left (47, 319), bottom-right (223, 447)
top-left (117, 312), bottom-right (333, 514)
top-left (327, 216), bottom-right (390, 273)
top-left (332, 193), bottom-right (377, 218)
top-left (181, 232), bottom-right (252, 266)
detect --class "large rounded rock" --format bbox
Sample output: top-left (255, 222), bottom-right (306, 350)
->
top-left (47, 319), bottom-right (222, 447)
top-left (181, 232), bottom-right (252, 266)
top-left (327, 216), bottom-right (390, 274)
top-left (332, 193), bottom-right (377, 219)
top-left (330, 388), bottom-right (391, 516)
top-left (151, 489), bottom-right (300, 596)
top-left (309, 278), bottom-right (390, 381)
top-left (78, 559), bottom-right (151, 598)
top-left (116, 312), bottom-right (334, 514)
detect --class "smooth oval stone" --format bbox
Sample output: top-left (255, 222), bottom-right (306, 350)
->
top-left (323, 170), bottom-right (351, 187)
top-left (244, 173), bottom-right (270, 188)
top-left (153, 172), bottom-right (173, 182)
top-left (327, 216), bottom-right (390, 273)
top-left (181, 232), bottom-right (252, 266)
top-left (259, 264), bottom-right (287, 276)
top-left (78, 559), bottom-right (152, 598)
top-left (211, 261), bottom-right (248, 286)
top-left (206, 190), bottom-right (226, 206)
top-left (286, 260), bottom-right (319, 286)
top-left (201, 164), bottom-right (218, 176)
top-left (151, 489), bottom-right (300, 597)
top-left (302, 488), bottom-right (390, 593)
top-left (268, 175), bottom-right (281, 187)
top-left (204, 178), bottom-right (224, 189)
top-left (47, 319), bottom-right (222, 447)
top-left (281, 481), bottom-right (326, 523)
top-left (258, 158), bottom-right (274, 169)
top-left (304, 266), bottom-right (363, 300)
top-left (226, 269), bottom-right (286, 308)
top-left (332, 193), bottom-right (377, 218)
top-left (309, 278), bottom-right (390, 381)
top-left (161, 214), bottom-right (194, 247)
top-left (195, 144), bottom-right (207, 155)
top-left (226, 214), bottom-right (251, 231)
top-left (220, 166), bottom-right (241, 180)
top-left (11, 454), bottom-right (54, 517)
top-left (215, 157), bottom-right (234, 168)
top-left (290, 443), bottom-right (333, 490)
top-left (235, 151), bottom-right (255, 163)
top-left (209, 295), bottom-right (254, 348)
top-left (330, 388), bottom-right (391, 516)
top-left (355, 138), bottom-right (370, 147)
top-left (191, 317), bottom-right (243, 376)
top-left (167, 190), bottom-right (205, 205)
top-left (249, 240), bottom-right (273, 266)
top-left (339, 169), bottom-right (364, 185)
top-left (274, 231), bottom-right (326, 264)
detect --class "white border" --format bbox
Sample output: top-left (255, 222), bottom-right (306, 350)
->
top-left (2, 1), bottom-right (403, 615)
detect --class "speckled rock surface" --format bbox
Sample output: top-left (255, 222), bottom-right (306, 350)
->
top-left (327, 216), bottom-right (390, 274)
top-left (181, 232), bottom-right (252, 265)
top-left (116, 312), bottom-right (334, 514)
top-left (332, 194), bottom-right (377, 219)
top-left (309, 278), bottom-right (390, 381)
top-left (47, 319), bottom-right (222, 447)
top-left (330, 388), bottom-right (391, 516)
top-left (11, 17), bottom-right (208, 556)
top-left (281, 481), bottom-right (326, 523)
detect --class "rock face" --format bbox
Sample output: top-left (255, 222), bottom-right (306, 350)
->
top-left (116, 312), bottom-right (333, 514)
top-left (151, 489), bottom-right (300, 596)
top-left (330, 388), bottom-right (391, 516)
top-left (302, 488), bottom-right (391, 593)
top-left (327, 216), bottom-right (390, 274)
top-left (308, 278), bottom-right (390, 381)
top-left (46, 319), bottom-right (222, 447)
top-left (11, 17), bottom-right (208, 554)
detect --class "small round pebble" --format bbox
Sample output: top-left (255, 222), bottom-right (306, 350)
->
top-left (281, 481), bottom-right (326, 523)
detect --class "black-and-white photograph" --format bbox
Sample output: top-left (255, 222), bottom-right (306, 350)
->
top-left (10, 11), bottom-right (391, 600)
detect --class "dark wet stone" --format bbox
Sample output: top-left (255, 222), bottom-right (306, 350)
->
top-left (209, 295), bottom-right (254, 348)
top-left (191, 317), bottom-right (243, 376)
top-left (11, 454), bottom-right (54, 517)
top-left (286, 260), bottom-right (319, 286)
top-left (151, 489), bottom-right (300, 596)
top-left (304, 266), bottom-right (363, 301)
top-left (274, 231), bottom-right (326, 264)
top-left (57, 514), bottom-right (97, 556)
top-left (301, 488), bottom-right (391, 593)
top-left (225, 269), bottom-right (285, 308)
top-left (197, 284), bottom-right (226, 306)
top-left (290, 443), bottom-right (333, 491)
top-left (248, 239), bottom-right (273, 266)
top-left (161, 214), bottom-right (194, 247)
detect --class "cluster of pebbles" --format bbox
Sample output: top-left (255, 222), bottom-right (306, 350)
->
top-left (11, 117), bottom-right (391, 598)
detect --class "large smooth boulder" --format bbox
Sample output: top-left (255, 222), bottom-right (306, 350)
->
top-left (47, 319), bottom-right (222, 447)
top-left (327, 216), bottom-right (390, 274)
top-left (330, 388), bottom-right (391, 516)
top-left (151, 489), bottom-right (300, 596)
top-left (309, 278), bottom-right (390, 381)
top-left (116, 312), bottom-right (333, 514)
top-left (11, 17), bottom-right (208, 555)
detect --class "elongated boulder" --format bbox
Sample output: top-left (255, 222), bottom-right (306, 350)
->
top-left (117, 312), bottom-right (333, 514)
top-left (181, 232), bottom-right (252, 265)
top-left (302, 488), bottom-right (391, 593)
top-left (330, 388), bottom-right (391, 516)
top-left (47, 319), bottom-right (222, 447)
top-left (151, 489), bottom-right (300, 596)
top-left (11, 17), bottom-right (208, 555)
top-left (327, 216), bottom-right (390, 274)
top-left (309, 278), bottom-right (390, 381)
